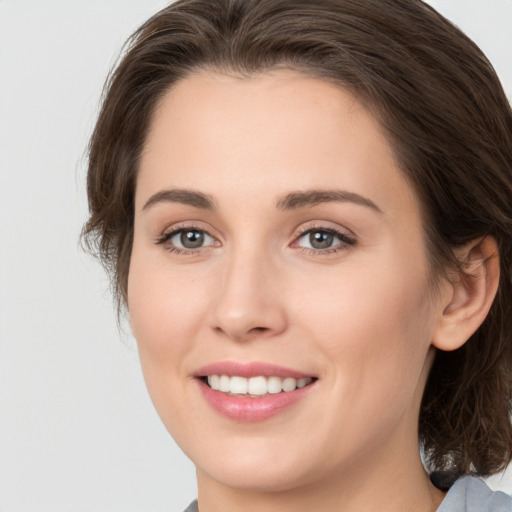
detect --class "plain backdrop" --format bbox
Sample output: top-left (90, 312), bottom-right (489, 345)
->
top-left (0, 1), bottom-right (511, 511)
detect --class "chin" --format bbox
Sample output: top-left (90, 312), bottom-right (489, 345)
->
top-left (190, 436), bottom-right (337, 495)
top-left (200, 460), bottom-right (316, 493)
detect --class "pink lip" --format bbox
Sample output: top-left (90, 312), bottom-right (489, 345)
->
top-left (194, 361), bottom-right (317, 423)
top-left (194, 361), bottom-right (314, 379)
top-left (197, 380), bottom-right (316, 422)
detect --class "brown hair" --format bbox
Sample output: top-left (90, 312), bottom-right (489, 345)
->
top-left (83, 0), bottom-right (512, 477)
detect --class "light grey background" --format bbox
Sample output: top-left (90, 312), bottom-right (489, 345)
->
top-left (0, 1), bottom-right (511, 511)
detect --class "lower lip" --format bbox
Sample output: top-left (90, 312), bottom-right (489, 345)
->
top-left (197, 379), bottom-right (316, 422)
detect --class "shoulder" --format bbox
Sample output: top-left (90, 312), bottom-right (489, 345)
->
top-left (437, 476), bottom-right (512, 512)
top-left (182, 500), bottom-right (198, 512)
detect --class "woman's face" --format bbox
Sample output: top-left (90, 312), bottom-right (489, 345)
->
top-left (129, 70), bottom-right (446, 492)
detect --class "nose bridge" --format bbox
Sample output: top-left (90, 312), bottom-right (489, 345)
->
top-left (211, 237), bottom-right (287, 341)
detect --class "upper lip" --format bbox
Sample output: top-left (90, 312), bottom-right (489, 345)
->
top-left (194, 361), bottom-right (316, 379)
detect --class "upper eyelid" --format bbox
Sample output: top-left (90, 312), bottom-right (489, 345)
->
top-left (160, 221), bottom-right (218, 238)
top-left (297, 225), bottom-right (343, 236)
top-left (293, 227), bottom-right (356, 245)
top-left (293, 221), bottom-right (356, 238)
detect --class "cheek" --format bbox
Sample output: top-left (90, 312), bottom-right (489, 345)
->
top-left (129, 248), bottom-right (206, 348)
top-left (297, 251), bottom-right (432, 346)
top-left (127, 246), bottom-right (208, 400)
top-left (295, 252), bottom-right (435, 408)
top-left (308, 269), bottom-right (433, 461)
top-left (127, 247), bottom-right (212, 437)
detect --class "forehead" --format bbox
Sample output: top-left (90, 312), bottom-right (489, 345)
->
top-left (137, 69), bottom-right (419, 223)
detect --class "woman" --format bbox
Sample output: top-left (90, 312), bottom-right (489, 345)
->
top-left (82, 0), bottom-right (512, 510)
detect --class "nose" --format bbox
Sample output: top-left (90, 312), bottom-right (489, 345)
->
top-left (210, 247), bottom-right (288, 342)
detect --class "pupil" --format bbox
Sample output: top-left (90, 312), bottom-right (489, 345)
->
top-left (310, 231), bottom-right (333, 249)
top-left (181, 230), bottom-right (204, 248)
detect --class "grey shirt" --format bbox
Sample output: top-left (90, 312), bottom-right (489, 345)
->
top-left (437, 477), bottom-right (511, 512)
top-left (182, 476), bottom-right (512, 511)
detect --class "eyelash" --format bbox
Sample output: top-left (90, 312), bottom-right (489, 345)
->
top-left (292, 225), bottom-right (356, 255)
top-left (156, 223), bottom-right (357, 256)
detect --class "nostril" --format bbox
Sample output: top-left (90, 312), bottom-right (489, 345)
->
top-left (210, 297), bottom-right (288, 341)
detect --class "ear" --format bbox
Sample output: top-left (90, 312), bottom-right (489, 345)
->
top-left (432, 237), bottom-right (500, 352)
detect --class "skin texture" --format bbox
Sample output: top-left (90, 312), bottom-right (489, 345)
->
top-left (128, 70), bottom-right (498, 512)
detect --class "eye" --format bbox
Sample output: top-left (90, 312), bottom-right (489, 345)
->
top-left (157, 226), bottom-right (217, 253)
top-left (294, 227), bottom-right (356, 253)
top-left (171, 229), bottom-right (213, 249)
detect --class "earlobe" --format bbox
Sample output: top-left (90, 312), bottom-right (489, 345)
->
top-left (432, 237), bottom-right (500, 352)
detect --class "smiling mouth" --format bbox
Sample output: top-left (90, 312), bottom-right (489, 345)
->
top-left (201, 375), bottom-right (316, 397)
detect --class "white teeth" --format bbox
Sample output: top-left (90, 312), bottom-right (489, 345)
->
top-left (219, 375), bottom-right (231, 392)
top-left (248, 376), bottom-right (267, 395)
top-left (282, 377), bottom-right (297, 392)
top-left (230, 376), bottom-right (248, 394)
top-left (267, 376), bottom-right (282, 394)
top-left (206, 375), bottom-right (313, 395)
top-left (297, 377), bottom-right (309, 388)
top-left (208, 375), bottom-right (220, 390)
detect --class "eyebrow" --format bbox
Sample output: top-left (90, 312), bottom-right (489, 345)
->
top-left (276, 189), bottom-right (382, 213)
top-left (142, 188), bottom-right (382, 214)
top-left (142, 189), bottom-right (216, 211)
